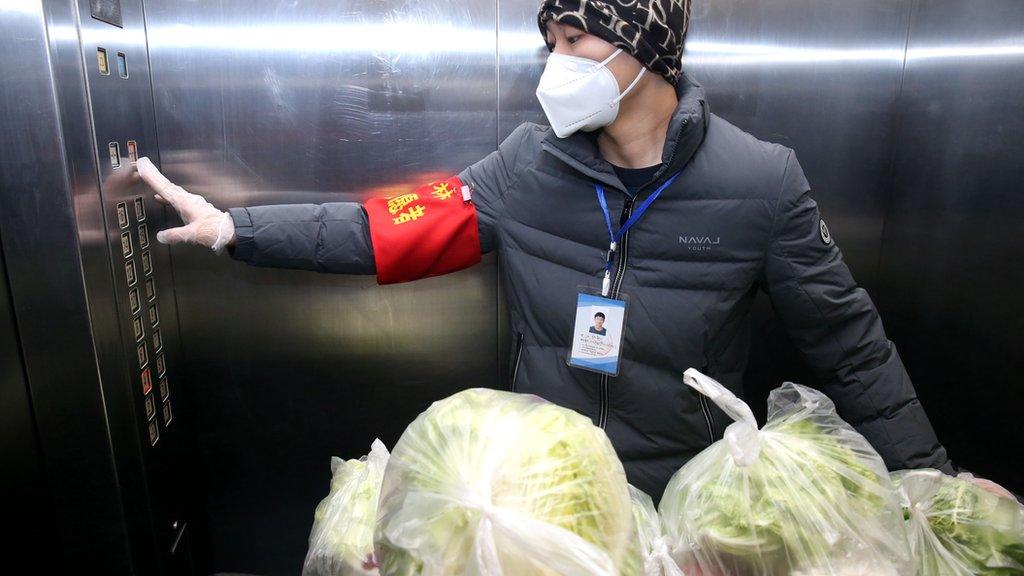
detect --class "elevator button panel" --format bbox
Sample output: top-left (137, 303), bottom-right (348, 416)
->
top-left (112, 186), bottom-right (177, 454)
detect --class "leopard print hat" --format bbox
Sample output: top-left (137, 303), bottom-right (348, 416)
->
top-left (538, 0), bottom-right (692, 85)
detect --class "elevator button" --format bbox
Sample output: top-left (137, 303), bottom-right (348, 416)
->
top-left (152, 328), bottom-right (163, 353)
top-left (159, 377), bottom-right (169, 401)
top-left (133, 315), bottom-right (145, 342)
top-left (117, 52), bottom-right (128, 79)
top-left (148, 419), bottom-right (159, 446)
top-left (162, 400), bottom-right (173, 426)
top-left (144, 277), bottom-right (156, 301)
top-left (116, 201), bottom-right (129, 228)
top-left (141, 251), bottom-right (153, 276)
top-left (144, 394), bottom-right (156, 421)
top-left (128, 287), bottom-right (140, 315)
top-left (138, 224), bottom-right (150, 249)
top-left (97, 48), bottom-right (109, 75)
top-left (127, 140), bottom-right (138, 164)
top-left (136, 342), bottom-right (147, 369)
top-left (148, 304), bottom-right (159, 327)
top-left (141, 367), bottom-right (153, 395)
top-left (134, 196), bottom-right (146, 222)
top-left (120, 230), bottom-right (133, 258)
top-left (155, 354), bottom-right (166, 377)
top-left (109, 142), bottom-right (120, 168)
top-left (125, 260), bottom-right (137, 287)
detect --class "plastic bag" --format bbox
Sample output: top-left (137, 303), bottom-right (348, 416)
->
top-left (626, 485), bottom-right (684, 576)
top-left (893, 469), bottom-right (1024, 575)
top-left (659, 369), bottom-right (912, 576)
top-left (303, 439), bottom-right (390, 576)
top-left (373, 388), bottom-right (634, 576)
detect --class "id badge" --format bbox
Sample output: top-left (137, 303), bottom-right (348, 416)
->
top-left (567, 290), bottom-right (628, 376)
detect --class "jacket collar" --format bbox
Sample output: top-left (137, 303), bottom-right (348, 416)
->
top-left (539, 72), bottom-right (709, 195)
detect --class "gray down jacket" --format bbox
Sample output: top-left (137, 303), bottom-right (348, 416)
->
top-left (227, 74), bottom-right (953, 501)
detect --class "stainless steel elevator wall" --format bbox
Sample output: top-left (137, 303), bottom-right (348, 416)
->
top-left (875, 0), bottom-right (1024, 490)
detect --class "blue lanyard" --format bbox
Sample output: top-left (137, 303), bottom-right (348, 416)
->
top-left (595, 170), bottom-right (681, 295)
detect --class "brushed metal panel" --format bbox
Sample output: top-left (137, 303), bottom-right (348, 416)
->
top-left (145, 0), bottom-right (499, 571)
top-left (876, 0), bottom-right (1024, 491)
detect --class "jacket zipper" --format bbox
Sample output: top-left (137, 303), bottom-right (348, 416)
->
top-left (598, 196), bottom-right (633, 429)
top-left (510, 332), bottom-right (524, 392)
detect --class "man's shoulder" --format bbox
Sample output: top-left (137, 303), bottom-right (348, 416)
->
top-left (689, 113), bottom-right (798, 201)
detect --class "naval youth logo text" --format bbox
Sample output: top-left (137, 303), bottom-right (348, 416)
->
top-left (679, 234), bottom-right (721, 251)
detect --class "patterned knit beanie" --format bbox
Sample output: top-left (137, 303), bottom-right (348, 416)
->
top-left (537, 0), bottom-right (692, 85)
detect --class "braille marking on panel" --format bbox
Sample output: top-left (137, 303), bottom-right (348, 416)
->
top-left (127, 140), bottom-right (138, 164)
top-left (136, 342), bottom-right (148, 369)
top-left (108, 142), bottom-right (120, 168)
top-left (138, 224), bottom-right (149, 249)
top-left (128, 287), bottom-right (140, 315)
top-left (152, 328), bottom-right (163, 353)
top-left (144, 394), bottom-right (156, 421)
top-left (144, 276), bottom-right (155, 301)
top-left (158, 377), bottom-right (169, 402)
top-left (116, 201), bottom-right (129, 228)
top-left (120, 230), bottom-right (133, 258)
top-left (116, 52), bottom-right (128, 78)
top-left (133, 316), bottom-right (145, 342)
top-left (134, 196), bottom-right (146, 222)
top-left (125, 260), bottom-right (137, 287)
top-left (97, 47), bottom-right (109, 75)
top-left (141, 251), bottom-right (152, 276)
top-left (148, 304), bottom-right (159, 327)
top-left (141, 367), bottom-right (153, 395)
top-left (148, 419), bottom-right (159, 446)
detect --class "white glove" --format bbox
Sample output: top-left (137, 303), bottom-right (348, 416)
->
top-left (136, 157), bottom-right (235, 254)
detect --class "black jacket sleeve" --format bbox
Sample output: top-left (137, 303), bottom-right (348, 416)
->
top-left (758, 150), bottom-right (955, 474)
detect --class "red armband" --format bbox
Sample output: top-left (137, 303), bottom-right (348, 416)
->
top-left (365, 176), bottom-right (481, 284)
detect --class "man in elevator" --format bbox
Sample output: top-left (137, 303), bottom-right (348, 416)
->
top-left (137, 0), bottom-right (1006, 501)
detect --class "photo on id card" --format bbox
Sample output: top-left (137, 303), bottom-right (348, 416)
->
top-left (567, 291), bottom-right (627, 376)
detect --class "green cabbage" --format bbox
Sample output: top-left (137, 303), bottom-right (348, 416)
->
top-left (303, 440), bottom-right (389, 576)
top-left (373, 388), bottom-right (634, 576)
top-left (660, 370), bottom-right (912, 576)
top-left (894, 469), bottom-right (1024, 575)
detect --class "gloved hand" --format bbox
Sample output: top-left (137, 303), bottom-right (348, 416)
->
top-left (136, 157), bottom-right (235, 253)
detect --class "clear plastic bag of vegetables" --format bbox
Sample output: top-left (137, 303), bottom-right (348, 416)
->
top-left (626, 485), bottom-right (684, 576)
top-left (659, 369), bottom-right (912, 576)
top-left (893, 468), bottom-right (1024, 575)
top-left (373, 388), bottom-right (635, 576)
top-left (303, 439), bottom-right (390, 576)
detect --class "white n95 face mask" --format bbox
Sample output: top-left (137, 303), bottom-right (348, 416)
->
top-left (535, 49), bottom-right (646, 138)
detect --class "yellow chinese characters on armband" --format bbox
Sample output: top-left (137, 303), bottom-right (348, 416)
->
top-left (365, 174), bottom-right (481, 284)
